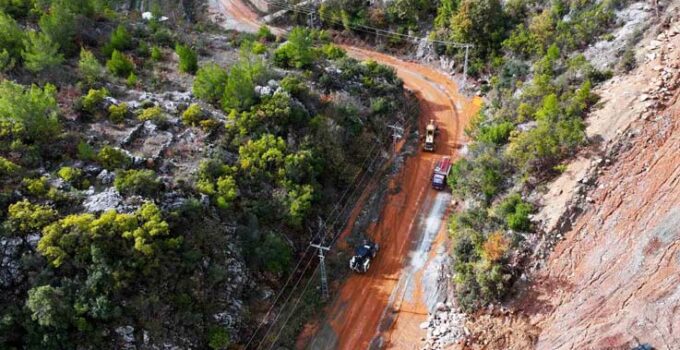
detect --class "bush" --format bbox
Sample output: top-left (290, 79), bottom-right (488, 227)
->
top-left (181, 103), bottom-right (204, 126)
top-left (0, 12), bottom-right (23, 66)
top-left (114, 169), bottom-right (161, 197)
top-left (79, 48), bottom-right (106, 85)
top-left (126, 72), bottom-right (138, 88)
top-left (38, 2), bottom-right (76, 56)
top-left (7, 199), bottom-right (57, 234)
top-left (496, 193), bottom-right (532, 231)
top-left (103, 24), bottom-right (133, 56)
top-left (0, 81), bottom-right (61, 145)
top-left (57, 166), bottom-right (82, 183)
top-left (77, 141), bottom-right (96, 161)
top-left (0, 156), bottom-right (21, 176)
top-left (254, 232), bottom-right (292, 274)
top-left (151, 46), bottom-right (162, 61)
top-left (321, 43), bottom-right (345, 60)
top-left (23, 177), bottom-right (48, 196)
top-left (137, 106), bottom-right (166, 125)
top-left (273, 27), bottom-right (313, 69)
top-left (257, 25), bottom-right (275, 41)
top-left (208, 327), bottom-right (230, 350)
top-left (251, 41), bottom-right (266, 55)
top-left (97, 146), bottom-right (130, 169)
top-left (81, 88), bottom-right (109, 114)
top-left (175, 43), bottom-right (197, 74)
top-left (106, 50), bottom-right (134, 78)
top-left (193, 63), bottom-right (228, 105)
top-left (108, 103), bottom-right (128, 123)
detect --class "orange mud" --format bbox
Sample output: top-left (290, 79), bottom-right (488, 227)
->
top-left (307, 46), bottom-right (481, 350)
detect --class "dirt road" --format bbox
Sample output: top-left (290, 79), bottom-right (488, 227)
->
top-left (213, 2), bottom-right (481, 348)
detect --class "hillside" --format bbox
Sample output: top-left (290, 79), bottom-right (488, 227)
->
top-left (0, 1), bottom-right (414, 348)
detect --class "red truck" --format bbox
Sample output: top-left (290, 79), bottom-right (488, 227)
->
top-left (432, 157), bottom-right (452, 190)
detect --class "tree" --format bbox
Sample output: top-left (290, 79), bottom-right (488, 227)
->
top-left (103, 24), bottom-right (133, 56)
top-left (0, 81), bottom-right (61, 145)
top-left (193, 63), bottom-right (228, 105)
top-left (175, 43), bottom-right (197, 74)
top-left (450, 0), bottom-right (506, 60)
top-left (254, 232), bottom-right (292, 274)
top-left (273, 27), bottom-right (313, 69)
top-left (79, 48), bottom-right (106, 85)
top-left (0, 11), bottom-right (24, 67)
top-left (106, 50), bottom-right (134, 78)
top-left (222, 62), bottom-right (258, 112)
top-left (39, 2), bottom-right (77, 56)
top-left (21, 30), bottom-right (64, 73)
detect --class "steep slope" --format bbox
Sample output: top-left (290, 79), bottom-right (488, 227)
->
top-left (466, 11), bottom-right (680, 350)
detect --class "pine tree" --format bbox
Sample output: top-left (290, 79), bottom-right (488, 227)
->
top-left (21, 31), bottom-right (64, 73)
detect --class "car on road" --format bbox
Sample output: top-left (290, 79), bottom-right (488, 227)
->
top-left (349, 240), bottom-right (379, 273)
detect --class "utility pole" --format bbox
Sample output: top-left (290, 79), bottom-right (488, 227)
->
top-left (387, 124), bottom-right (404, 153)
top-left (310, 242), bottom-right (330, 300)
top-left (462, 44), bottom-right (469, 92)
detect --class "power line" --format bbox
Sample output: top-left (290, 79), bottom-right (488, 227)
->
top-left (262, 0), bottom-right (473, 87)
top-left (263, 0), bottom-right (473, 48)
top-left (246, 143), bottom-right (385, 349)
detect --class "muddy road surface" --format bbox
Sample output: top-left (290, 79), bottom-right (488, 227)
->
top-left (214, 2), bottom-right (481, 349)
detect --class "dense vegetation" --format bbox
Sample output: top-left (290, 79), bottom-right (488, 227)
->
top-left (304, 0), bottom-right (630, 310)
top-left (0, 1), bottom-right (410, 348)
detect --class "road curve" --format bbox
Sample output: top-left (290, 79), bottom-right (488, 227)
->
top-left (213, 2), bottom-right (481, 348)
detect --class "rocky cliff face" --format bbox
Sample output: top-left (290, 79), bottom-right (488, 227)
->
top-left (464, 6), bottom-right (680, 350)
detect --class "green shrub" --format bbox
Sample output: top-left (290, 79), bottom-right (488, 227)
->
top-left (57, 166), bottom-right (82, 183)
top-left (137, 106), bottom-right (166, 125)
top-left (0, 12), bottom-right (23, 65)
top-left (0, 156), bottom-right (21, 176)
top-left (496, 193), bottom-right (533, 231)
top-left (151, 46), bottom-right (162, 61)
top-left (126, 72), bottom-right (138, 88)
top-left (77, 141), bottom-right (96, 161)
top-left (106, 50), bottom-right (134, 77)
top-left (321, 43), bottom-right (345, 60)
top-left (114, 169), bottom-right (161, 197)
top-left (477, 122), bottom-right (514, 145)
top-left (7, 199), bottom-right (57, 235)
top-left (38, 2), bottom-right (76, 56)
top-left (273, 27), bottom-right (313, 69)
top-left (255, 232), bottom-right (292, 274)
top-left (252, 41), bottom-right (266, 55)
top-left (208, 327), bottom-right (230, 349)
top-left (0, 81), bottom-right (61, 145)
top-left (175, 43), bottom-right (197, 74)
top-left (97, 146), bottom-right (130, 169)
top-left (81, 88), bottom-right (109, 114)
top-left (79, 48), bottom-right (106, 85)
top-left (193, 63), bottom-right (228, 105)
top-left (108, 103), bottom-right (128, 123)
top-left (23, 177), bottom-right (49, 196)
top-left (181, 103), bottom-right (204, 126)
top-left (280, 75), bottom-right (306, 96)
top-left (103, 24), bottom-right (133, 56)
top-left (256, 25), bottom-right (275, 41)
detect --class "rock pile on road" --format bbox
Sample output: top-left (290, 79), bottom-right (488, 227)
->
top-left (420, 302), bottom-right (466, 350)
